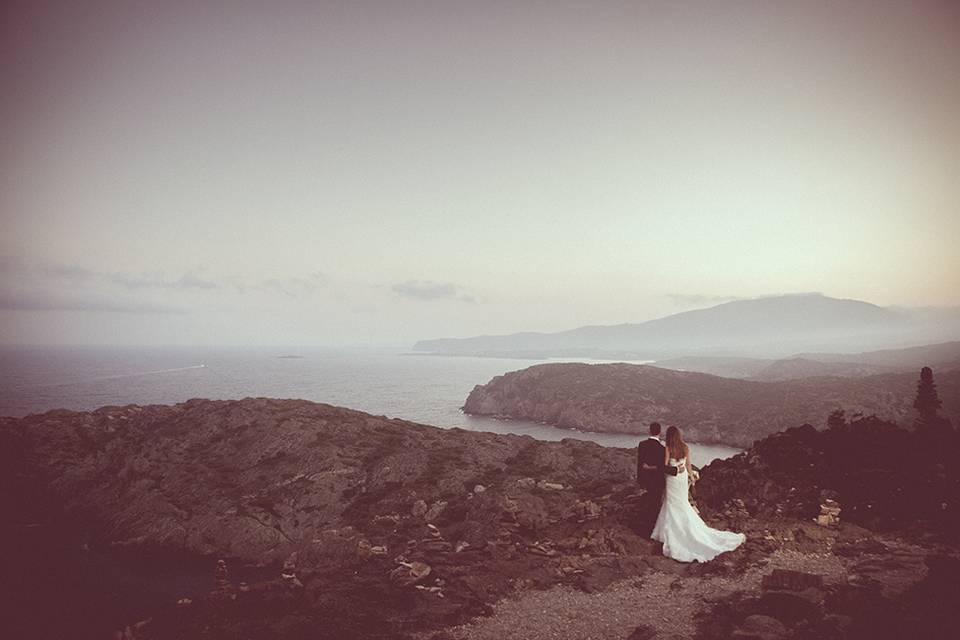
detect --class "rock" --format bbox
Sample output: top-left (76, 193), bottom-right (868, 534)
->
top-left (214, 559), bottom-right (229, 589)
top-left (570, 499), bottom-right (602, 522)
top-left (754, 587), bottom-right (824, 624)
top-left (627, 624), bottom-right (656, 640)
top-left (815, 614), bottom-right (854, 639)
top-left (357, 539), bottom-right (373, 557)
top-left (282, 552), bottom-right (298, 574)
top-left (411, 500), bottom-right (428, 518)
top-left (281, 553), bottom-right (303, 589)
top-left (424, 500), bottom-right (447, 521)
top-left (731, 614), bottom-right (789, 640)
top-left (761, 569), bottom-right (824, 592)
top-left (696, 414), bottom-right (960, 534)
top-left (825, 584), bottom-right (888, 620)
top-left (537, 481), bottom-right (565, 491)
top-left (503, 493), bottom-right (551, 531)
top-left (473, 484), bottom-right (486, 494)
top-left (414, 584), bottom-right (444, 597)
top-left (815, 499), bottom-right (842, 527)
top-left (389, 561), bottom-right (432, 587)
top-left (357, 540), bottom-right (389, 558)
top-left (526, 541), bottom-right (556, 557)
top-left (418, 539), bottom-right (452, 553)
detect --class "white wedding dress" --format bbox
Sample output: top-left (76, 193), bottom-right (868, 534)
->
top-left (651, 456), bottom-right (745, 562)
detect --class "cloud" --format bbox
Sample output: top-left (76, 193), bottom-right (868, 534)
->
top-left (108, 271), bottom-right (220, 290)
top-left (38, 263), bottom-right (97, 280)
top-left (0, 288), bottom-right (182, 314)
top-left (254, 272), bottom-right (326, 297)
top-left (0, 258), bottom-right (185, 313)
top-left (391, 280), bottom-right (474, 302)
top-left (0, 256), bottom-right (335, 315)
top-left (0, 257), bottom-right (219, 291)
top-left (1, 256), bottom-right (329, 296)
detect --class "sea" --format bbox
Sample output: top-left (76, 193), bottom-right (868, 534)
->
top-left (0, 345), bottom-right (741, 466)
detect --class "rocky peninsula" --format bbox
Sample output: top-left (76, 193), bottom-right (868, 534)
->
top-left (2, 397), bottom-right (958, 639)
top-left (462, 363), bottom-right (960, 447)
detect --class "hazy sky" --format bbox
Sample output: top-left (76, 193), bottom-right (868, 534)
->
top-left (2, 1), bottom-right (959, 346)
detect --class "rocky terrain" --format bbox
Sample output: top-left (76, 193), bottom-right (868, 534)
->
top-left (2, 398), bottom-right (958, 639)
top-left (0, 398), bottom-right (644, 639)
top-left (462, 363), bottom-right (960, 447)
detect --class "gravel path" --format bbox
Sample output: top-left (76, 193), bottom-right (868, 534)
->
top-left (438, 550), bottom-right (848, 640)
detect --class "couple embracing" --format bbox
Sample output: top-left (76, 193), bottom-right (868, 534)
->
top-left (636, 422), bottom-right (745, 562)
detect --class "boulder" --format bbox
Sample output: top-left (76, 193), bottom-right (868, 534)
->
top-left (389, 561), bottom-right (432, 587)
top-left (761, 569), bottom-right (824, 592)
top-left (627, 624), bottom-right (657, 640)
top-left (424, 500), bottom-right (447, 521)
top-left (753, 587), bottom-right (824, 624)
top-left (731, 614), bottom-right (789, 640)
top-left (537, 480), bottom-right (565, 491)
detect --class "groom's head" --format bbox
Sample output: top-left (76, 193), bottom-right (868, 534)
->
top-left (649, 422), bottom-right (662, 437)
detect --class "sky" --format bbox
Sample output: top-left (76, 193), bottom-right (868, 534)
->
top-left (2, 0), bottom-right (959, 346)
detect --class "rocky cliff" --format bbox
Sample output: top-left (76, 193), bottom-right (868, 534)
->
top-left (462, 363), bottom-right (960, 447)
top-left (2, 398), bottom-right (958, 639)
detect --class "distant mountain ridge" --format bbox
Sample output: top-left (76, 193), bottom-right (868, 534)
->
top-left (414, 294), bottom-right (960, 358)
top-left (653, 341), bottom-right (960, 381)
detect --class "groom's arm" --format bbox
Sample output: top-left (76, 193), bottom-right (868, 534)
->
top-left (638, 442), bottom-right (660, 476)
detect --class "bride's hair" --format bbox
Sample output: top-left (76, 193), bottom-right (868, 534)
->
top-left (665, 426), bottom-right (689, 460)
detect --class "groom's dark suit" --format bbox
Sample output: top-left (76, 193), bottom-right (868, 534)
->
top-left (636, 437), bottom-right (678, 537)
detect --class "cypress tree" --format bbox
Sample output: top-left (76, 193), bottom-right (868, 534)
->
top-left (913, 366), bottom-right (943, 431)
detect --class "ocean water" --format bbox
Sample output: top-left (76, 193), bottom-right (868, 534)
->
top-left (0, 345), bottom-right (740, 466)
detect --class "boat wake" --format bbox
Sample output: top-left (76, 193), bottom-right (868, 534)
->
top-left (43, 365), bottom-right (207, 387)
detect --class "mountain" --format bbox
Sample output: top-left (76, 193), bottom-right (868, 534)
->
top-left (793, 340), bottom-right (960, 368)
top-left (649, 355), bottom-right (775, 378)
top-left (414, 294), bottom-right (959, 358)
top-left (750, 357), bottom-right (902, 380)
top-left (652, 341), bottom-right (960, 381)
top-left (462, 362), bottom-right (960, 447)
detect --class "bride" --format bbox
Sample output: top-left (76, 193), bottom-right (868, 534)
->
top-left (651, 426), bottom-right (745, 562)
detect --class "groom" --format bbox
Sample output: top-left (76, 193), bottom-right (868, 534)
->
top-left (636, 422), bottom-right (678, 537)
